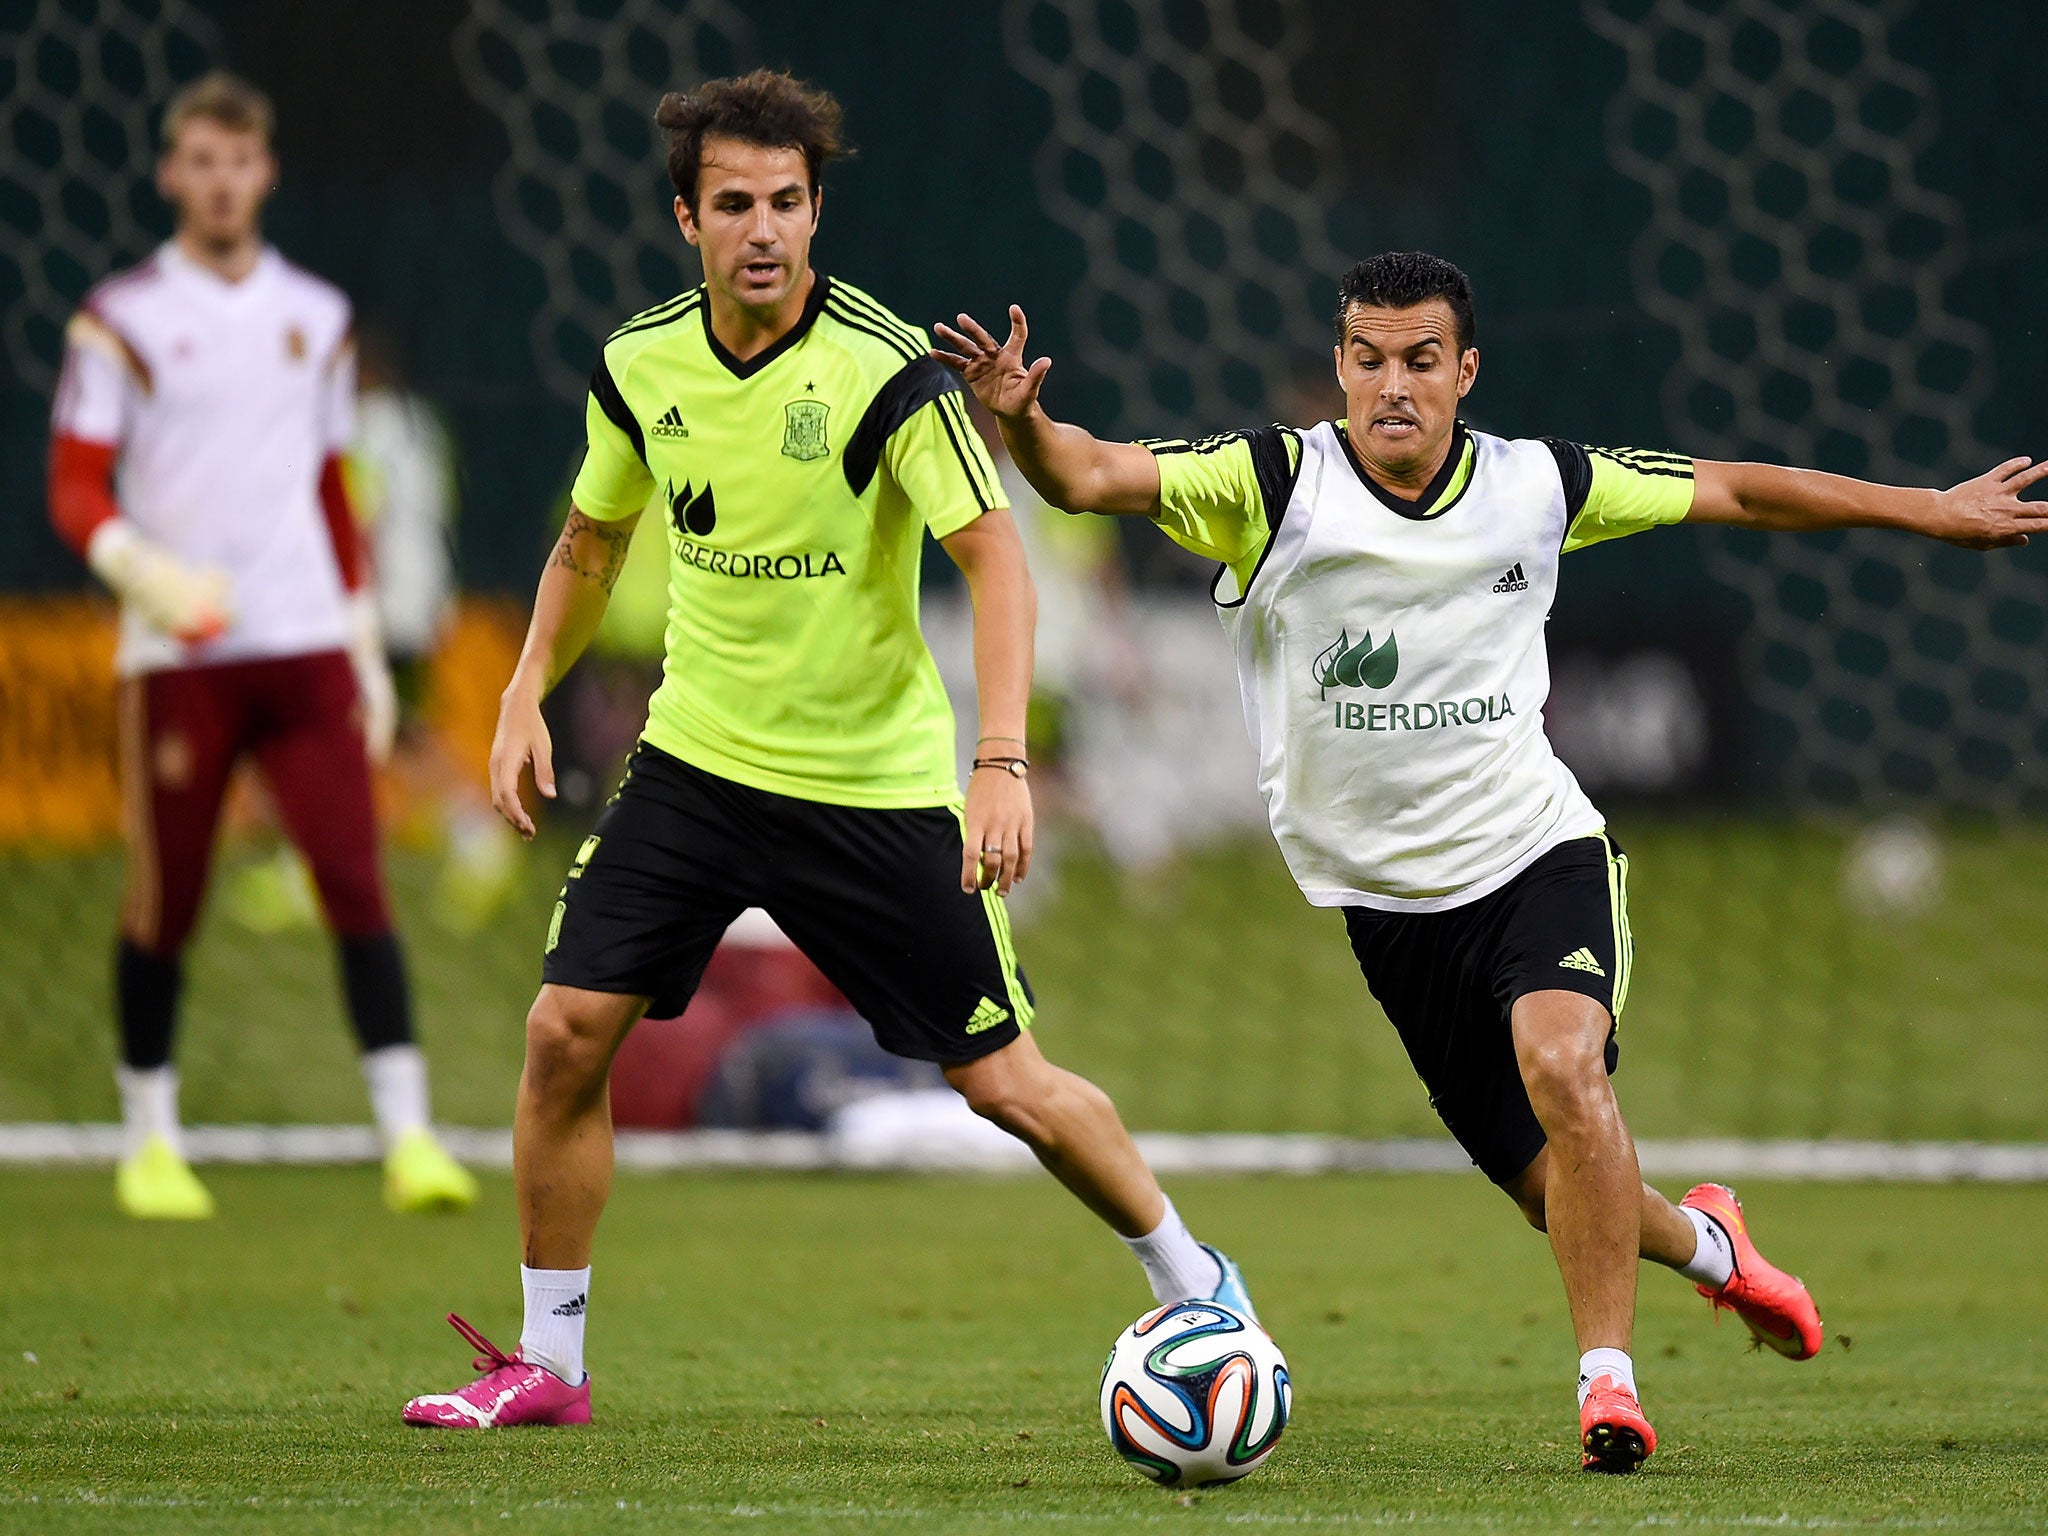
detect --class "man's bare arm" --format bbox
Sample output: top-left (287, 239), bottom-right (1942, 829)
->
top-left (934, 306), bottom-right (1161, 515)
top-left (941, 508), bottom-right (1036, 895)
top-left (1690, 457), bottom-right (2048, 550)
top-left (490, 506), bottom-right (641, 837)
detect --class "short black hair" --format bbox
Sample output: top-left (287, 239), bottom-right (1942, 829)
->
top-left (1334, 252), bottom-right (1477, 351)
top-left (655, 70), bottom-right (848, 212)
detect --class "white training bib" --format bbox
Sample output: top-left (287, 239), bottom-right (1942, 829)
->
top-left (1219, 422), bottom-right (1604, 910)
top-left (53, 242), bottom-right (356, 676)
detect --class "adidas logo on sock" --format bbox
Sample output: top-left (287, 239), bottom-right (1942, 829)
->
top-left (964, 996), bottom-right (1011, 1035)
top-left (551, 1293), bottom-right (587, 1317)
top-left (651, 404), bottom-right (690, 439)
top-left (1559, 947), bottom-right (1606, 977)
top-left (1492, 562), bottom-right (1529, 593)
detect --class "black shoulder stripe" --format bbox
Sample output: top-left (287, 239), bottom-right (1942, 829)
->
top-left (938, 389), bottom-right (997, 507)
top-left (618, 287), bottom-right (700, 328)
top-left (825, 284), bottom-right (929, 354)
top-left (609, 293), bottom-right (704, 344)
top-left (928, 384), bottom-right (995, 514)
top-left (822, 298), bottom-right (921, 362)
top-left (1541, 437), bottom-right (1594, 520)
top-left (590, 355), bottom-right (646, 466)
top-left (1246, 424), bottom-right (1302, 531)
top-left (1590, 446), bottom-right (1693, 480)
top-left (1599, 444), bottom-right (1691, 463)
top-left (1142, 431), bottom-right (1266, 458)
top-left (843, 355), bottom-right (968, 495)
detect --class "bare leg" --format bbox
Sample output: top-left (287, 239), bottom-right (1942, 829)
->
top-left (944, 1030), bottom-right (1165, 1238)
top-left (1509, 991), bottom-right (1641, 1354)
top-left (1505, 1145), bottom-right (1701, 1270)
top-left (515, 983), bottom-right (646, 1269)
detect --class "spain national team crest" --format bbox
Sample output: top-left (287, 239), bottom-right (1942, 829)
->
top-left (781, 398), bottom-right (830, 461)
top-left (284, 325), bottom-right (307, 361)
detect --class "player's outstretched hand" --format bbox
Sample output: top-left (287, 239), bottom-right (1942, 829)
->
top-left (933, 306), bottom-right (1051, 421)
top-left (488, 685), bottom-right (555, 841)
top-left (1933, 457), bottom-right (2048, 549)
top-left (962, 765), bottom-right (1033, 897)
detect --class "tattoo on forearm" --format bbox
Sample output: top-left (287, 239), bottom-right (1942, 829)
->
top-left (551, 509), bottom-right (633, 593)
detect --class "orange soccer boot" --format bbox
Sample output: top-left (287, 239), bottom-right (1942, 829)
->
top-left (1681, 1182), bottom-right (1824, 1360)
top-left (1580, 1371), bottom-right (1656, 1473)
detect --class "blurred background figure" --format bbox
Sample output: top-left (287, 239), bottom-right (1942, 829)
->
top-left (353, 320), bottom-right (457, 724)
top-left (41, 69), bottom-right (476, 1218)
top-left (349, 320), bottom-right (525, 934)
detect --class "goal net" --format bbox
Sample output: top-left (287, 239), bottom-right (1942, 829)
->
top-left (1586, 0), bottom-right (2048, 815)
top-left (0, 0), bottom-right (218, 394)
top-left (453, 0), bottom-right (757, 401)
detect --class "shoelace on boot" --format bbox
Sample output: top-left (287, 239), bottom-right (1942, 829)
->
top-left (445, 1312), bottom-right (521, 1375)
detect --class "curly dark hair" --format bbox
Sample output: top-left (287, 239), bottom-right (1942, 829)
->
top-left (655, 70), bottom-right (848, 212)
top-left (1334, 252), bottom-right (1477, 351)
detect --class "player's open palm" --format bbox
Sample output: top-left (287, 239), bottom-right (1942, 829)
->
top-left (934, 306), bottom-right (1051, 421)
top-left (1934, 457), bottom-right (2048, 549)
top-left (489, 689), bottom-right (555, 840)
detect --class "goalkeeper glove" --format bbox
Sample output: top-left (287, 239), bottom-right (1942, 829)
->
top-left (347, 591), bottom-right (399, 766)
top-left (86, 520), bottom-right (232, 644)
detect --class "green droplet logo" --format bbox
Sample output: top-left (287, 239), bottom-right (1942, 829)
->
top-left (1313, 628), bottom-right (1399, 698)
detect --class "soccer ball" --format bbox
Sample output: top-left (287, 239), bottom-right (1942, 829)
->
top-left (1099, 1300), bottom-right (1290, 1487)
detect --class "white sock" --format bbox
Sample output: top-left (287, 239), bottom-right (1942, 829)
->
top-left (1120, 1196), bottom-right (1223, 1304)
top-left (361, 1044), bottom-right (431, 1151)
top-left (519, 1265), bottom-right (590, 1385)
top-left (1677, 1204), bottom-right (1736, 1290)
top-left (116, 1065), bottom-right (181, 1158)
top-left (1577, 1347), bottom-right (1637, 1406)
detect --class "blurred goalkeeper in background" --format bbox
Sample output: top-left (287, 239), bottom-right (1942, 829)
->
top-left (45, 71), bottom-right (477, 1220)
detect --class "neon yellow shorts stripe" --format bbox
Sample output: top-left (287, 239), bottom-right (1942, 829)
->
top-left (1599, 830), bottom-right (1634, 1021)
top-left (951, 807), bottom-right (1035, 1030)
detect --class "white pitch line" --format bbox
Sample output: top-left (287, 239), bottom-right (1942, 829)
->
top-left (2, 1125), bottom-right (2047, 1181)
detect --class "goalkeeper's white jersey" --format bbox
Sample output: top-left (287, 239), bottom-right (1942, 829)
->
top-left (52, 241), bottom-right (356, 676)
top-left (1220, 423), bottom-right (1607, 911)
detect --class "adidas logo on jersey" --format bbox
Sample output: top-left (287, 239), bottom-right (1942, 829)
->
top-left (652, 404), bottom-right (690, 439)
top-left (1559, 947), bottom-right (1606, 977)
top-left (965, 997), bottom-right (1011, 1035)
top-left (1492, 562), bottom-right (1528, 593)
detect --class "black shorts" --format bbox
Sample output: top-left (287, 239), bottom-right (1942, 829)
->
top-left (541, 743), bottom-right (1033, 1065)
top-left (1342, 834), bottom-right (1634, 1185)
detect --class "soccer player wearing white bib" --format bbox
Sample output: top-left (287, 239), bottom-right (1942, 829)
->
top-left (46, 72), bottom-right (477, 1220)
top-left (937, 252), bottom-right (2048, 1472)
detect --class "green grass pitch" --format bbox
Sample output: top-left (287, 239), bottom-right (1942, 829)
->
top-left (2, 1169), bottom-right (2044, 1533)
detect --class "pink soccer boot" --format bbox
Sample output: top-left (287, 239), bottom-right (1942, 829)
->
top-left (401, 1313), bottom-right (591, 1428)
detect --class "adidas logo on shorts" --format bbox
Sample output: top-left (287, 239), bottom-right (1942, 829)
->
top-left (965, 996), bottom-right (1011, 1035)
top-left (1559, 947), bottom-right (1606, 977)
top-left (1492, 562), bottom-right (1529, 593)
top-left (652, 404), bottom-right (690, 439)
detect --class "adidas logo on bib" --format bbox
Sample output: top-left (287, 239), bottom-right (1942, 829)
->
top-left (1492, 562), bottom-right (1528, 593)
top-left (652, 404), bottom-right (690, 439)
top-left (1559, 947), bottom-right (1606, 977)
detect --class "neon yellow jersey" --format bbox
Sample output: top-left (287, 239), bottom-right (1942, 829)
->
top-left (570, 275), bottom-right (1004, 808)
top-left (1142, 422), bottom-right (1694, 579)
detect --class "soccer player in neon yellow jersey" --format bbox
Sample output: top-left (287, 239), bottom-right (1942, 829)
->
top-left (402, 71), bottom-right (1252, 1430)
top-left (938, 253), bottom-right (2048, 1471)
